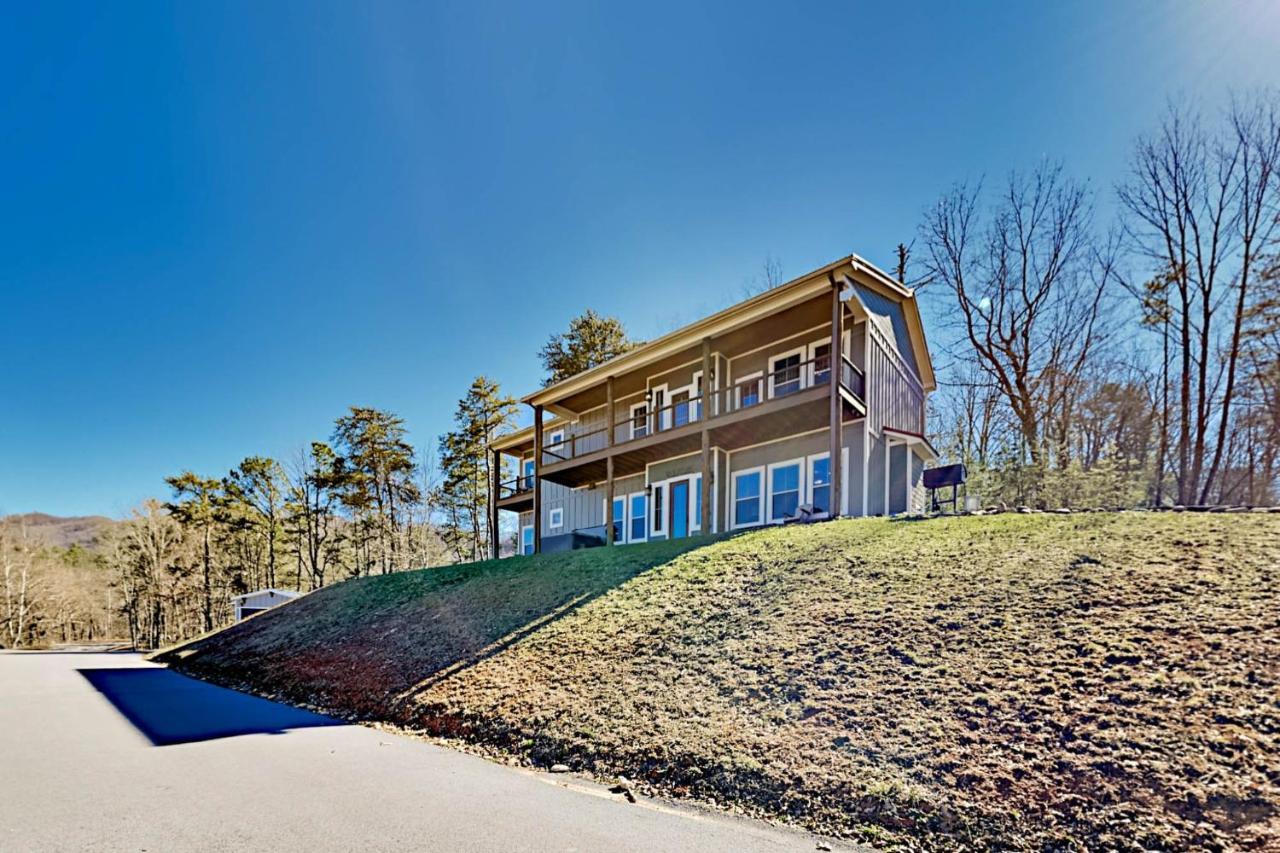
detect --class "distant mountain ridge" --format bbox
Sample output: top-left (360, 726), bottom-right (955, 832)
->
top-left (1, 513), bottom-right (115, 548)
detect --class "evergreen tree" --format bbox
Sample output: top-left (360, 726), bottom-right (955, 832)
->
top-left (223, 456), bottom-right (286, 588)
top-left (539, 309), bottom-right (635, 385)
top-left (164, 472), bottom-right (223, 631)
top-left (437, 377), bottom-right (517, 560)
top-left (333, 407), bottom-right (420, 574)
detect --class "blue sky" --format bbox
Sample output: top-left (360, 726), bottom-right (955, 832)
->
top-left (3, 2), bottom-right (1278, 518)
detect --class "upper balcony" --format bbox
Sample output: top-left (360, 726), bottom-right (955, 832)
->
top-left (533, 353), bottom-right (864, 488)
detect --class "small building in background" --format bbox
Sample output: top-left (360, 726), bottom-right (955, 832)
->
top-left (231, 588), bottom-right (301, 621)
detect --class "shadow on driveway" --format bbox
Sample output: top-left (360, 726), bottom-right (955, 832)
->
top-left (79, 667), bottom-right (341, 746)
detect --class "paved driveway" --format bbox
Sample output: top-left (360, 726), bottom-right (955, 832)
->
top-left (0, 652), bottom-right (854, 852)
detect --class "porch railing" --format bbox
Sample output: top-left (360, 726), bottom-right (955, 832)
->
top-left (538, 355), bottom-right (866, 466)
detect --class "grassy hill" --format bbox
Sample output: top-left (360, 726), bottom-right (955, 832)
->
top-left (156, 512), bottom-right (1280, 851)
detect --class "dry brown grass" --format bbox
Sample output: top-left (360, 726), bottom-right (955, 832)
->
top-left (157, 512), bottom-right (1280, 851)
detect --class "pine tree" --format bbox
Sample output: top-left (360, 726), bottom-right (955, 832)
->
top-left (539, 310), bottom-right (635, 385)
top-left (437, 376), bottom-right (517, 560)
top-left (332, 407), bottom-right (420, 574)
top-left (164, 472), bottom-right (224, 631)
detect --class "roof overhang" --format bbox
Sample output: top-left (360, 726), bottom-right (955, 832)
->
top-left (883, 426), bottom-right (940, 461)
top-left (507, 252), bottom-right (935, 422)
top-left (524, 256), bottom-right (884, 414)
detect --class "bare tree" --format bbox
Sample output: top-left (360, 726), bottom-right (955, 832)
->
top-left (921, 164), bottom-right (1116, 477)
top-left (1, 520), bottom-right (37, 648)
top-left (1118, 94), bottom-right (1280, 503)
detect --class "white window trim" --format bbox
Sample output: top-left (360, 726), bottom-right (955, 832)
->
top-left (628, 492), bottom-right (649, 543)
top-left (767, 347), bottom-right (807, 399)
top-left (629, 402), bottom-right (649, 440)
top-left (807, 331), bottom-right (852, 387)
top-left (651, 481), bottom-right (666, 537)
top-left (547, 428), bottom-right (565, 450)
top-left (807, 453), bottom-right (832, 519)
top-left (731, 466), bottom-right (766, 530)
top-left (647, 474), bottom-right (703, 537)
top-left (733, 370), bottom-right (763, 410)
top-left (604, 496), bottom-right (627, 543)
top-left (691, 474), bottom-right (703, 533)
top-left (649, 384), bottom-right (668, 431)
top-left (548, 507), bottom-right (564, 530)
top-left (520, 525), bottom-right (534, 556)
top-left (766, 457), bottom-right (806, 524)
top-left (807, 449), bottom-right (848, 519)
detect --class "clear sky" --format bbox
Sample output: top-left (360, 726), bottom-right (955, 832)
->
top-left (3, 2), bottom-right (1278, 518)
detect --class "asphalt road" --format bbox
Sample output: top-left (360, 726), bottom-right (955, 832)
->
top-left (0, 652), bottom-right (856, 852)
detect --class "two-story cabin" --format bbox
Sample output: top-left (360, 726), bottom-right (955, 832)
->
top-left (490, 255), bottom-right (936, 556)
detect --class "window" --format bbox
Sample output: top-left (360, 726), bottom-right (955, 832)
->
top-left (630, 403), bottom-right (649, 439)
top-left (735, 372), bottom-right (762, 409)
top-left (769, 350), bottom-right (804, 398)
top-left (547, 429), bottom-right (565, 455)
top-left (549, 508), bottom-right (564, 530)
top-left (809, 332), bottom-right (850, 389)
top-left (521, 525), bottom-right (534, 556)
top-left (693, 475), bottom-right (704, 531)
top-left (650, 387), bottom-right (667, 431)
top-left (809, 455), bottom-right (831, 516)
top-left (629, 493), bottom-right (648, 542)
top-left (520, 458), bottom-right (535, 491)
top-left (768, 461), bottom-right (802, 522)
top-left (732, 469), bottom-right (763, 528)
top-left (671, 391), bottom-right (691, 427)
top-left (811, 342), bottom-right (831, 386)
top-left (612, 497), bottom-right (625, 542)
top-left (651, 484), bottom-right (665, 536)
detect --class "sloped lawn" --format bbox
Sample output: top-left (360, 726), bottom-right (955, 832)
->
top-left (158, 512), bottom-right (1280, 851)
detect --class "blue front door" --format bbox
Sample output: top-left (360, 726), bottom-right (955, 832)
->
top-left (670, 480), bottom-right (690, 539)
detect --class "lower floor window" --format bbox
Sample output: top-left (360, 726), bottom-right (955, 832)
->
top-left (612, 497), bottom-right (625, 542)
top-left (629, 494), bottom-right (648, 541)
top-left (810, 457), bottom-right (831, 515)
top-left (769, 462), bottom-right (801, 521)
top-left (734, 471), bottom-right (762, 527)
top-left (521, 525), bottom-right (534, 556)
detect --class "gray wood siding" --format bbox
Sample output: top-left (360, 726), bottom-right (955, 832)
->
top-left (866, 322), bottom-right (925, 436)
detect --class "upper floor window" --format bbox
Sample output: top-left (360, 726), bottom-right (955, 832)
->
top-left (521, 458), bottom-right (535, 490)
top-left (735, 372), bottom-right (762, 409)
top-left (769, 350), bottom-right (804, 398)
top-left (547, 429), bottom-right (565, 451)
top-left (811, 342), bottom-right (831, 386)
top-left (549, 507), bottom-right (564, 530)
top-left (630, 403), bottom-right (649, 439)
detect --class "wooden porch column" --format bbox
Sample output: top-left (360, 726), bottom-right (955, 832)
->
top-left (829, 281), bottom-right (843, 519)
top-left (700, 429), bottom-right (712, 534)
top-left (701, 337), bottom-right (713, 534)
top-left (606, 376), bottom-right (615, 447)
top-left (532, 405), bottom-right (543, 554)
top-left (700, 337), bottom-right (712, 420)
top-left (490, 448), bottom-right (501, 559)
top-left (605, 455), bottom-right (616, 545)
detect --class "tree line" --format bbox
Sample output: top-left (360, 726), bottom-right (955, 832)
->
top-left (1, 314), bottom-right (634, 649)
top-left (920, 94), bottom-right (1280, 509)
